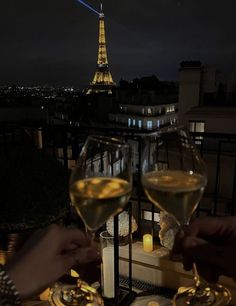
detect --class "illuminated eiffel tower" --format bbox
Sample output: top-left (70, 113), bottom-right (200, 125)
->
top-left (86, 3), bottom-right (115, 94)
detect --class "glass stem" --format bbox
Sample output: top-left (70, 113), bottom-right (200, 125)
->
top-left (193, 263), bottom-right (201, 289)
top-left (85, 227), bottom-right (96, 241)
top-left (181, 223), bottom-right (201, 290)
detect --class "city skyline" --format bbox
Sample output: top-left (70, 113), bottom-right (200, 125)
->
top-left (0, 0), bottom-right (236, 87)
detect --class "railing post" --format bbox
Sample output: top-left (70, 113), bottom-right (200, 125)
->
top-left (231, 155), bottom-right (236, 215)
top-left (213, 141), bottom-right (222, 216)
top-left (114, 214), bottom-right (119, 305)
top-left (137, 136), bottom-right (142, 238)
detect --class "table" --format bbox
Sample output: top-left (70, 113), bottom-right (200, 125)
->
top-left (22, 295), bottom-right (171, 306)
top-left (131, 295), bottom-right (171, 306)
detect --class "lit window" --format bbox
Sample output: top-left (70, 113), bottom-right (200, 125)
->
top-left (148, 108), bottom-right (152, 114)
top-left (171, 117), bottom-right (177, 125)
top-left (138, 120), bottom-right (142, 128)
top-left (189, 121), bottom-right (195, 132)
top-left (189, 121), bottom-right (205, 133)
top-left (196, 122), bottom-right (205, 133)
top-left (128, 118), bottom-right (131, 127)
top-left (147, 120), bottom-right (153, 129)
top-left (157, 120), bottom-right (160, 128)
top-left (133, 119), bottom-right (136, 126)
top-left (189, 121), bottom-right (205, 145)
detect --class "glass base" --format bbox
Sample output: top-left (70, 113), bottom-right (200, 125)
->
top-left (173, 284), bottom-right (231, 306)
top-left (49, 280), bottom-right (104, 306)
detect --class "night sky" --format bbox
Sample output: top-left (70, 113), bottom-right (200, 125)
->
top-left (0, 0), bottom-right (236, 87)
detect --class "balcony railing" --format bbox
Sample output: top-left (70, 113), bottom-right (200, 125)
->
top-left (1, 125), bottom-right (236, 219)
top-left (1, 124), bottom-right (236, 304)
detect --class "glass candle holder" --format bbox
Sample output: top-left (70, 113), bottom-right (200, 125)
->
top-left (100, 231), bottom-right (115, 299)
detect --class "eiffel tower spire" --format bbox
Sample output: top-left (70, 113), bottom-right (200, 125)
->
top-left (86, 3), bottom-right (115, 94)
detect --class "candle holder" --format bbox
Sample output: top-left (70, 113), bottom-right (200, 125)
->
top-left (106, 211), bottom-right (138, 246)
top-left (100, 231), bottom-right (115, 299)
top-left (100, 230), bottom-right (137, 306)
top-left (49, 280), bottom-right (104, 306)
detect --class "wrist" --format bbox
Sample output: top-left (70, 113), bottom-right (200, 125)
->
top-left (0, 265), bottom-right (21, 305)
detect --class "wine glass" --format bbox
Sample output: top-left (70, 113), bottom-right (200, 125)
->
top-left (141, 126), bottom-right (231, 306)
top-left (68, 135), bottom-right (132, 305)
top-left (69, 135), bottom-right (132, 238)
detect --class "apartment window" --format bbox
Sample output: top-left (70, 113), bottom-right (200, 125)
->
top-left (147, 120), bottom-right (153, 129)
top-left (133, 119), bottom-right (136, 126)
top-left (128, 118), bottom-right (131, 127)
top-left (138, 120), bottom-right (142, 128)
top-left (171, 117), bottom-right (177, 125)
top-left (147, 108), bottom-right (152, 114)
top-left (189, 121), bottom-right (205, 133)
top-left (157, 120), bottom-right (160, 128)
top-left (189, 121), bottom-right (205, 145)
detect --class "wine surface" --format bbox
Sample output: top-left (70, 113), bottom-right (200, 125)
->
top-left (70, 177), bottom-right (131, 231)
top-left (142, 170), bottom-right (206, 225)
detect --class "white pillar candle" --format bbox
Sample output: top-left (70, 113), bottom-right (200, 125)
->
top-left (143, 234), bottom-right (153, 252)
top-left (102, 246), bottom-right (114, 298)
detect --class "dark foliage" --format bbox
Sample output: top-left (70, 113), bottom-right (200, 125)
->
top-left (0, 144), bottom-right (70, 231)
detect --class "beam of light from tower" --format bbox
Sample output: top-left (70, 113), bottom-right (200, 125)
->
top-left (75, 0), bottom-right (100, 15)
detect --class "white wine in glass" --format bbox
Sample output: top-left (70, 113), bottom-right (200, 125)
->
top-left (142, 126), bottom-right (231, 306)
top-left (143, 170), bottom-right (206, 226)
top-left (70, 176), bottom-right (131, 232)
top-left (70, 135), bottom-right (132, 235)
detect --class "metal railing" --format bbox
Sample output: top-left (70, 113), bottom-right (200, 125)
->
top-left (1, 124), bottom-right (236, 304)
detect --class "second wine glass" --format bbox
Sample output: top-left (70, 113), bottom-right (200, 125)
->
top-left (141, 126), bottom-right (231, 306)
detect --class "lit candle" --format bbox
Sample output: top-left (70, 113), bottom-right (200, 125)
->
top-left (148, 302), bottom-right (159, 306)
top-left (39, 288), bottom-right (50, 301)
top-left (70, 269), bottom-right (79, 278)
top-left (102, 246), bottom-right (114, 298)
top-left (143, 234), bottom-right (153, 252)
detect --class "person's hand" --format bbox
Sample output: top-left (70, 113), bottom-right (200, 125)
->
top-left (172, 216), bottom-right (236, 282)
top-left (5, 224), bottom-right (100, 299)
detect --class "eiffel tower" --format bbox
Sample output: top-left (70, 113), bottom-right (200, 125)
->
top-left (86, 3), bottom-right (115, 94)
